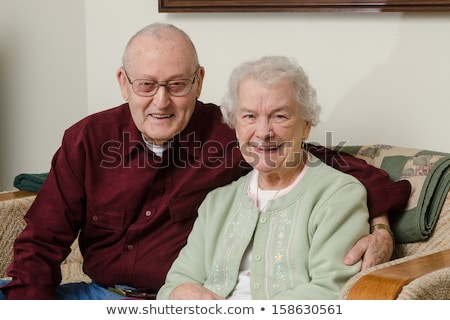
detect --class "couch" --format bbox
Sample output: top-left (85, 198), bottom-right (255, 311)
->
top-left (1, 144), bottom-right (449, 299)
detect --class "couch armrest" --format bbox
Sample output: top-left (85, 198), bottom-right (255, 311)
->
top-left (0, 190), bottom-right (37, 202)
top-left (340, 248), bottom-right (450, 299)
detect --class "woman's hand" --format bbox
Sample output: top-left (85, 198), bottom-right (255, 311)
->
top-left (169, 283), bottom-right (225, 300)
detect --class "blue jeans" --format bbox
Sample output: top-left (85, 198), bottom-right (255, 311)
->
top-left (0, 280), bottom-right (125, 299)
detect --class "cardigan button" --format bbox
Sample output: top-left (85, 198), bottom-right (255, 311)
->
top-left (145, 210), bottom-right (152, 217)
top-left (254, 254), bottom-right (262, 261)
top-left (259, 216), bottom-right (267, 223)
top-left (254, 283), bottom-right (261, 290)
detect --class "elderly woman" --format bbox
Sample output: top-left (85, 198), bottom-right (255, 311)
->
top-left (157, 56), bottom-right (369, 300)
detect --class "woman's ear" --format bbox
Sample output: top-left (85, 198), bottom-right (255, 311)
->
top-left (303, 121), bottom-right (312, 140)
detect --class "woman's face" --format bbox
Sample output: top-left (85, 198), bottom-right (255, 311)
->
top-left (235, 77), bottom-right (312, 175)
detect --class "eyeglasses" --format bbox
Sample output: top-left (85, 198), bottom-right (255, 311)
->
top-left (122, 67), bottom-right (199, 97)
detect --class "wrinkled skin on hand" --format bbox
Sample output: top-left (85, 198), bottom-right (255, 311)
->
top-left (344, 213), bottom-right (394, 270)
top-left (169, 283), bottom-right (225, 300)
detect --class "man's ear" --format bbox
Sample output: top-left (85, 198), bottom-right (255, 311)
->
top-left (117, 68), bottom-right (129, 101)
top-left (195, 66), bottom-right (205, 99)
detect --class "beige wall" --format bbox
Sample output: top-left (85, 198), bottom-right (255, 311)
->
top-left (1, 0), bottom-right (449, 190)
top-left (0, 0), bottom-right (87, 190)
top-left (86, 1), bottom-right (450, 151)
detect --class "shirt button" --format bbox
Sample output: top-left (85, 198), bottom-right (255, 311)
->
top-left (145, 210), bottom-right (152, 217)
top-left (92, 215), bottom-right (98, 221)
top-left (127, 245), bottom-right (133, 250)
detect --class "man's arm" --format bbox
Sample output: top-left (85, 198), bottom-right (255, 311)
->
top-left (308, 144), bottom-right (410, 269)
top-left (2, 131), bottom-right (86, 299)
top-left (308, 144), bottom-right (411, 219)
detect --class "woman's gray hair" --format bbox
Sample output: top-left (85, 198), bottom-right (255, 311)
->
top-left (220, 56), bottom-right (321, 129)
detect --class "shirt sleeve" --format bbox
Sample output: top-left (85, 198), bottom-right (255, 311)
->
top-left (308, 144), bottom-right (411, 219)
top-left (2, 129), bottom-right (86, 299)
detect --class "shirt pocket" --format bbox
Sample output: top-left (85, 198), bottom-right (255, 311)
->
top-left (86, 206), bottom-right (126, 231)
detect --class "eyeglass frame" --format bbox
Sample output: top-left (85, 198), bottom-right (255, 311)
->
top-left (121, 66), bottom-right (200, 97)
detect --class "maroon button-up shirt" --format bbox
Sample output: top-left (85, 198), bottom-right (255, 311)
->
top-left (3, 101), bottom-right (410, 299)
top-left (4, 102), bottom-right (249, 298)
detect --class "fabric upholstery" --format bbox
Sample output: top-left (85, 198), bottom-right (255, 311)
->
top-left (0, 193), bottom-right (90, 283)
top-left (337, 144), bottom-right (450, 243)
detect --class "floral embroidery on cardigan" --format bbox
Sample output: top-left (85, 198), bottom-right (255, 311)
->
top-left (206, 202), bottom-right (256, 295)
top-left (267, 209), bottom-right (294, 294)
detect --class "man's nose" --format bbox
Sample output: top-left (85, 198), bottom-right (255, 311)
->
top-left (152, 85), bottom-right (171, 108)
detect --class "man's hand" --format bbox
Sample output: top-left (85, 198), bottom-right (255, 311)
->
top-left (169, 283), bottom-right (225, 300)
top-left (344, 213), bottom-right (394, 270)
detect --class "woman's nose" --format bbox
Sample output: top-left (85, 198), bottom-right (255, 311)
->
top-left (256, 119), bottom-right (273, 140)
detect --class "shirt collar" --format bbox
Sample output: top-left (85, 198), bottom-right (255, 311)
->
top-left (124, 101), bottom-right (204, 159)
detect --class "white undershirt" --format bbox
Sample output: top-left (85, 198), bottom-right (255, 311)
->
top-left (141, 133), bottom-right (168, 157)
top-left (227, 159), bottom-right (309, 300)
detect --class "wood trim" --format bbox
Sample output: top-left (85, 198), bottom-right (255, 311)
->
top-left (346, 248), bottom-right (450, 299)
top-left (159, 0), bottom-right (450, 12)
top-left (0, 190), bottom-right (37, 202)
